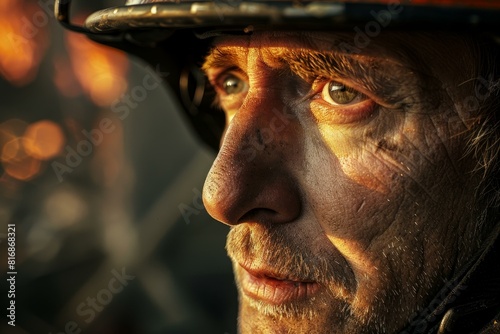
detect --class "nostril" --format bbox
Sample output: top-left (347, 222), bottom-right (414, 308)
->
top-left (238, 208), bottom-right (285, 225)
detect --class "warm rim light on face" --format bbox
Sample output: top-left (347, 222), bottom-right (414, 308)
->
top-left (201, 30), bottom-right (494, 334)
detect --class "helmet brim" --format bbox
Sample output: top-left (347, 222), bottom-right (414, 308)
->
top-left (84, 2), bottom-right (500, 35)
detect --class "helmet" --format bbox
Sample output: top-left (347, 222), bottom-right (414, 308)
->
top-left (55, 0), bottom-right (500, 150)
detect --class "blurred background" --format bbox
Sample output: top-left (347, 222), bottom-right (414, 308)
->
top-left (0, 0), bottom-right (238, 333)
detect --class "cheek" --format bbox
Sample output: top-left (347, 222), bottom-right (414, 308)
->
top-left (337, 153), bottom-right (398, 194)
top-left (302, 118), bottom-right (433, 268)
top-left (302, 130), bottom-right (405, 243)
top-left (303, 109), bottom-right (475, 277)
top-left (315, 121), bottom-right (405, 195)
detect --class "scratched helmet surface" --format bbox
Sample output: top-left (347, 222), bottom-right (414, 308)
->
top-left (56, 0), bottom-right (500, 150)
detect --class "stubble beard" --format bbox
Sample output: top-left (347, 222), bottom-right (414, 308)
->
top-left (225, 223), bottom-right (381, 334)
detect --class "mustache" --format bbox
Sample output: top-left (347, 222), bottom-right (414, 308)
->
top-left (226, 224), bottom-right (355, 292)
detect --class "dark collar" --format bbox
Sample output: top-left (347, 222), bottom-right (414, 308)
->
top-left (401, 231), bottom-right (500, 334)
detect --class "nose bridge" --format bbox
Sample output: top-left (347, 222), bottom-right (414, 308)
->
top-left (231, 50), bottom-right (296, 160)
top-left (217, 47), bottom-right (296, 170)
top-left (202, 68), bottom-right (301, 226)
top-left (229, 87), bottom-right (291, 161)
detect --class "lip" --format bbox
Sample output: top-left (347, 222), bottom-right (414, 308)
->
top-left (238, 264), bottom-right (321, 305)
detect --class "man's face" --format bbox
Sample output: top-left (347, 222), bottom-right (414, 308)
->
top-left (201, 31), bottom-right (482, 333)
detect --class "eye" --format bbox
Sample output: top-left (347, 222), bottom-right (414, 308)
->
top-left (219, 73), bottom-right (248, 96)
top-left (210, 71), bottom-right (249, 116)
top-left (311, 80), bottom-right (376, 124)
top-left (322, 81), bottom-right (365, 105)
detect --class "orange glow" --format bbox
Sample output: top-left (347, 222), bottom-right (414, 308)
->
top-left (3, 155), bottom-right (41, 181)
top-left (0, 119), bottom-right (64, 181)
top-left (65, 33), bottom-right (128, 106)
top-left (2, 137), bottom-right (42, 181)
top-left (24, 120), bottom-right (65, 160)
top-left (0, 0), bottom-right (48, 86)
top-left (0, 119), bottom-right (29, 179)
top-left (0, 119), bottom-right (28, 146)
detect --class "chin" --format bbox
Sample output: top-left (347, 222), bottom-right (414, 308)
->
top-left (233, 263), bottom-right (366, 334)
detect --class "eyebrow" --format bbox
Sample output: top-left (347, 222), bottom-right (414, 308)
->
top-left (282, 50), bottom-right (406, 100)
top-left (202, 46), bottom-right (368, 76)
top-left (202, 47), bottom-right (241, 73)
top-left (206, 47), bottom-right (387, 80)
top-left (284, 50), bottom-right (379, 88)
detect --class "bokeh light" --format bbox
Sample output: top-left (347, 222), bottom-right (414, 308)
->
top-left (2, 137), bottom-right (42, 181)
top-left (65, 33), bottom-right (129, 106)
top-left (0, 119), bottom-right (66, 181)
top-left (44, 188), bottom-right (88, 228)
top-left (0, 0), bottom-right (49, 86)
top-left (24, 120), bottom-right (65, 160)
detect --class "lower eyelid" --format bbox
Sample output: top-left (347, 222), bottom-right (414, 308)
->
top-left (310, 99), bottom-right (377, 124)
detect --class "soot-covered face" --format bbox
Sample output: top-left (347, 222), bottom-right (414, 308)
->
top-left (201, 31), bottom-right (485, 333)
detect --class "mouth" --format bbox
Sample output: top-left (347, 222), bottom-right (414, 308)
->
top-left (238, 263), bottom-right (321, 305)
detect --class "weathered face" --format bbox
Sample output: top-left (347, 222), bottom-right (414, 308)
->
top-left (201, 31), bottom-right (484, 333)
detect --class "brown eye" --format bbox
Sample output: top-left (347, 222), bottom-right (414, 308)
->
top-left (221, 73), bottom-right (248, 95)
top-left (322, 81), bottom-right (361, 105)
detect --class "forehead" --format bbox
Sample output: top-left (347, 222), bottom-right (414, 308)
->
top-left (211, 31), bottom-right (392, 51)
top-left (206, 31), bottom-right (417, 64)
top-left (205, 31), bottom-right (470, 70)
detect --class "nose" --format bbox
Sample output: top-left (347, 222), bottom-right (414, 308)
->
top-left (202, 92), bottom-right (302, 226)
